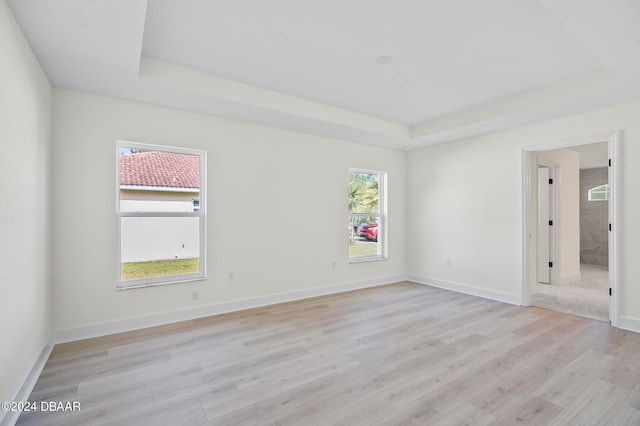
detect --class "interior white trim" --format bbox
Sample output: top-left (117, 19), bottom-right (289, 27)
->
top-left (536, 159), bottom-right (560, 286)
top-left (618, 316), bottom-right (640, 334)
top-left (50, 275), bottom-right (407, 344)
top-left (608, 135), bottom-right (619, 326)
top-left (521, 131), bottom-right (619, 327)
top-left (408, 274), bottom-right (522, 306)
top-left (0, 343), bottom-right (53, 426)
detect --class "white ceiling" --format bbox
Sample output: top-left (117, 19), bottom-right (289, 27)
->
top-left (8, 0), bottom-right (640, 150)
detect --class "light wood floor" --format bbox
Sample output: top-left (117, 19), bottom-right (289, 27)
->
top-left (532, 264), bottom-right (609, 322)
top-left (17, 282), bottom-right (640, 425)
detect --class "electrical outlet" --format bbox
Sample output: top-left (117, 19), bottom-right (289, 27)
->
top-left (191, 290), bottom-right (199, 301)
top-left (227, 272), bottom-right (235, 281)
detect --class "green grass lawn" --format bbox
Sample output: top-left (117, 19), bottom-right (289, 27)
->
top-left (122, 258), bottom-right (199, 280)
top-left (349, 242), bottom-right (378, 258)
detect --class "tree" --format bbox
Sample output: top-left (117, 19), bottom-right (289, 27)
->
top-left (349, 172), bottom-right (378, 213)
top-left (348, 172), bottom-right (379, 243)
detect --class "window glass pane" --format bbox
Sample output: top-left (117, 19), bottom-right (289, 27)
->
top-left (117, 142), bottom-right (205, 288)
top-left (349, 169), bottom-right (385, 261)
top-left (121, 216), bottom-right (200, 281)
top-left (119, 148), bottom-right (200, 212)
top-left (349, 172), bottom-right (379, 214)
top-left (588, 184), bottom-right (609, 201)
top-left (349, 215), bottom-right (380, 258)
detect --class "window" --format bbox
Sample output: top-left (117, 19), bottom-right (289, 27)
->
top-left (349, 169), bottom-right (386, 262)
top-left (588, 184), bottom-right (609, 201)
top-left (116, 141), bottom-right (206, 288)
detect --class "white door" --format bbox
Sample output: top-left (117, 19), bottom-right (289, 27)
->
top-left (538, 167), bottom-right (550, 284)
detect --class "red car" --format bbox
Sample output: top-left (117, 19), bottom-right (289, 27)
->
top-left (360, 223), bottom-right (378, 242)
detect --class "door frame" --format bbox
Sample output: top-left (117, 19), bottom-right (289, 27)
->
top-left (536, 160), bottom-right (559, 287)
top-left (521, 131), bottom-right (619, 327)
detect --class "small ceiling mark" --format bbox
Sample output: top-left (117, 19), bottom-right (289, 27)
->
top-left (376, 55), bottom-right (394, 65)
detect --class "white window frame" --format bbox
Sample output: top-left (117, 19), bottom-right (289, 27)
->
top-left (348, 168), bottom-right (387, 263)
top-left (116, 140), bottom-right (206, 289)
top-left (588, 183), bottom-right (609, 201)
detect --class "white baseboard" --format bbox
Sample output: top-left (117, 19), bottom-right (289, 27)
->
top-left (9, 274), bottom-right (635, 426)
top-left (0, 343), bottom-right (53, 426)
top-left (618, 316), bottom-right (640, 334)
top-left (407, 274), bottom-right (522, 306)
top-left (50, 275), bottom-right (407, 344)
top-left (560, 272), bottom-right (581, 285)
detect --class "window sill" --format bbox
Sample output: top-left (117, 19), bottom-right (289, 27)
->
top-left (117, 274), bottom-right (206, 290)
top-left (349, 256), bottom-right (388, 264)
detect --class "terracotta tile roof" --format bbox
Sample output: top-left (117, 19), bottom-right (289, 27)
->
top-left (120, 151), bottom-right (200, 189)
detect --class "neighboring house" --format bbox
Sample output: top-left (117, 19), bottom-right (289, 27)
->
top-left (120, 150), bottom-right (200, 212)
top-left (119, 151), bottom-right (200, 263)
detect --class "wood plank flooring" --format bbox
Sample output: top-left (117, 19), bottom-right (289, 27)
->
top-left (16, 281), bottom-right (640, 425)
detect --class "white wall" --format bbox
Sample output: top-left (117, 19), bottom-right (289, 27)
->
top-left (536, 148), bottom-right (581, 284)
top-left (52, 89), bottom-right (406, 330)
top-left (0, 0), bottom-right (52, 411)
top-left (406, 137), bottom-right (522, 299)
top-left (407, 100), bottom-right (640, 322)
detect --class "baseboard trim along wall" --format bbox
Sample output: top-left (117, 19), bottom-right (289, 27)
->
top-left (408, 274), bottom-right (522, 306)
top-left (1, 343), bottom-right (53, 426)
top-left (50, 274), bottom-right (408, 345)
top-left (12, 274), bottom-right (640, 426)
top-left (619, 316), bottom-right (640, 334)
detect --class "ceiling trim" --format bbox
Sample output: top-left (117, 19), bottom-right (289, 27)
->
top-left (140, 58), bottom-right (627, 147)
top-left (8, 0), bottom-right (640, 150)
top-left (139, 57), bottom-right (410, 139)
top-left (411, 70), bottom-right (621, 140)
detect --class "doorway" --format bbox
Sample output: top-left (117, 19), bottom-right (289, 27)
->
top-left (536, 163), bottom-right (557, 286)
top-left (522, 132), bottom-right (618, 326)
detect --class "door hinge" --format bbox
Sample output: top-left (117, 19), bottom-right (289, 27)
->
top-left (609, 159), bottom-right (612, 167)
top-left (609, 223), bottom-right (612, 231)
top-left (549, 220), bottom-right (553, 226)
top-left (609, 288), bottom-right (612, 296)
top-left (549, 262), bottom-right (553, 268)
top-left (549, 178), bottom-right (553, 184)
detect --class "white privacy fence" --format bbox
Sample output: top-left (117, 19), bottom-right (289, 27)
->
top-left (121, 216), bottom-right (200, 263)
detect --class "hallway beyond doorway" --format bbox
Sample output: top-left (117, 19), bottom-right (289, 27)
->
top-left (532, 264), bottom-right (608, 321)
